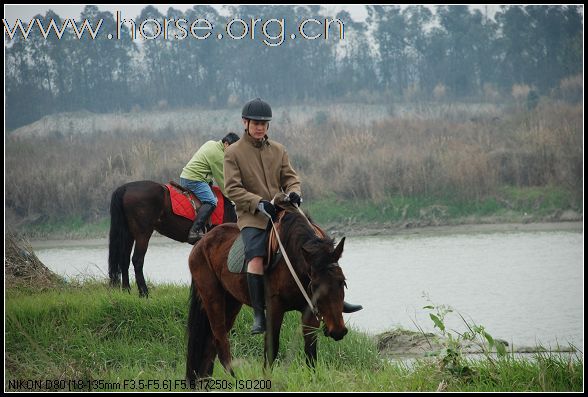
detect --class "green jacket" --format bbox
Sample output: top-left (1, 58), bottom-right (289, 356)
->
top-left (224, 132), bottom-right (301, 230)
top-left (180, 140), bottom-right (227, 195)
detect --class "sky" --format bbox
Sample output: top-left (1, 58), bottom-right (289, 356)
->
top-left (3, 4), bottom-right (370, 23)
top-left (5, 4), bottom-right (583, 32)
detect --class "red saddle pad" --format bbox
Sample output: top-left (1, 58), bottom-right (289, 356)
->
top-left (166, 184), bottom-right (224, 225)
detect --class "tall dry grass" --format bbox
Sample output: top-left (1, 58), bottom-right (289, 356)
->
top-left (5, 131), bottom-right (205, 222)
top-left (284, 99), bottom-right (581, 204)
top-left (5, 99), bottom-right (583, 224)
top-left (5, 232), bottom-right (64, 289)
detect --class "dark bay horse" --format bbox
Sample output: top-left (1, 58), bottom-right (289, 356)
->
top-left (186, 211), bottom-right (349, 380)
top-left (108, 180), bottom-right (236, 297)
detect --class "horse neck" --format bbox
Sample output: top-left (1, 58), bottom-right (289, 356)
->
top-left (281, 214), bottom-right (322, 275)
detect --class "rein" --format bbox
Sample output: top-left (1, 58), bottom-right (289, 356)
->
top-left (269, 204), bottom-right (325, 319)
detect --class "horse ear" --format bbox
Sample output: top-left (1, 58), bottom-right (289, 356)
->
top-left (333, 237), bottom-right (345, 261)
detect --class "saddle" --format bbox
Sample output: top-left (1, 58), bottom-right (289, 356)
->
top-left (169, 180), bottom-right (195, 197)
top-left (227, 212), bottom-right (288, 274)
top-left (165, 181), bottom-right (225, 225)
top-left (227, 204), bottom-right (326, 274)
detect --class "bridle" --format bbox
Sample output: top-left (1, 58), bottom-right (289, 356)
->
top-left (269, 214), bottom-right (320, 318)
top-left (307, 262), bottom-right (343, 323)
top-left (269, 205), bottom-right (340, 321)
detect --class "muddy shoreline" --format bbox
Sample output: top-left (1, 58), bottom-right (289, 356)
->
top-left (28, 221), bottom-right (582, 249)
top-left (326, 220), bottom-right (583, 238)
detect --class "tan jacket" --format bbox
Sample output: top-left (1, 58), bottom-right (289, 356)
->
top-left (224, 132), bottom-right (301, 230)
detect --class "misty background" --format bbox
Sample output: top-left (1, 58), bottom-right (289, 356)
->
top-left (4, 4), bottom-right (583, 131)
top-left (4, 4), bottom-right (583, 232)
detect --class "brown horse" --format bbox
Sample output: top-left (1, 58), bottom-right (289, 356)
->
top-left (186, 211), bottom-right (349, 380)
top-left (108, 180), bottom-right (236, 297)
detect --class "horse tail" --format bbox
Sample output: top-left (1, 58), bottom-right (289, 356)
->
top-left (108, 185), bottom-right (131, 286)
top-left (186, 280), bottom-right (213, 381)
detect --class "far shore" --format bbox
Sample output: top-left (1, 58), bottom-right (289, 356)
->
top-left (326, 220), bottom-right (583, 237)
top-left (28, 221), bottom-right (582, 249)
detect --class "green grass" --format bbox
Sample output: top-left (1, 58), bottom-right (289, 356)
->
top-left (496, 185), bottom-right (580, 216)
top-left (306, 186), bottom-right (580, 226)
top-left (442, 353), bottom-right (584, 392)
top-left (5, 282), bottom-right (583, 392)
top-left (18, 216), bottom-right (111, 240)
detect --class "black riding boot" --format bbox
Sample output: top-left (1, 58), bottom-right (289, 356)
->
top-left (247, 273), bottom-right (266, 334)
top-left (343, 301), bottom-right (363, 313)
top-left (187, 203), bottom-right (215, 244)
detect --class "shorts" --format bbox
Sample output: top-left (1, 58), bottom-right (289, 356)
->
top-left (241, 227), bottom-right (269, 263)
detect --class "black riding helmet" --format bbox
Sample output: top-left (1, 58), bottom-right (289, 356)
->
top-left (242, 98), bottom-right (272, 121)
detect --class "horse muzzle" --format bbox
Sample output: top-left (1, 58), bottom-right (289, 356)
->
top-left (324, 326), bottom-right (348, 341)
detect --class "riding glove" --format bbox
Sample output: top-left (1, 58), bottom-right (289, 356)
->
top-left (257, 200), bottom-right (277, 221)
top-left (288, 192), bottom-right (302, 206)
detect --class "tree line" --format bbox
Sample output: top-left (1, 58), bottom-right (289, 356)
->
top-left (4, 5), bottom-right (583, 131)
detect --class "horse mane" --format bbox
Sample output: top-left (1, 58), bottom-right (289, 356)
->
top-left (279, 211), bottom-right (343, 279)
top-left (280, 211), bottom-right (326, 243)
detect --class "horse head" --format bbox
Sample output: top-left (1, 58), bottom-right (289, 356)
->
top-left (302, 236), bottom-right (348, 341)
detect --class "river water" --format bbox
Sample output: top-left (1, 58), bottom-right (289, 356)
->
top-left (32, 226), bottom-right (583, 351)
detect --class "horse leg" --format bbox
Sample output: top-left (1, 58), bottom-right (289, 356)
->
top-left (131, 234), bottom-right (152, 297)
top-left (301, 310), bottom-right (321, 367)
top-left (199, 337), bottom-right (216, 378)
top-left (264, 299), bottom-right (285, 368)
top-left (191, 268), bottom-right (234, 376)
top-left (205, 301), bottom-right (235, 376)
top-left (224, 293), bottom-right (243, 332)
top-left (195, 295), bottom-right (241, 378)
top-left (121, 237), bottom-right (134, 293)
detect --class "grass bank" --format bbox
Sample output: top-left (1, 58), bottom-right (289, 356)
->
top-left (5, 282), bottom-right (583, 392)
top-left (306, 185), bottom-right (581, 226)
top-left (14, 185), bottom-right (582, 240)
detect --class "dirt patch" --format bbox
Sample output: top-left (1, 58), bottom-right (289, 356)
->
top-left (376, 329), bottom-right (496, 358)
top-left (376, 329), bottom-right (577, 358)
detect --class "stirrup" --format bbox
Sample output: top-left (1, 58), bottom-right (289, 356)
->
top-left (187, 229), bottom-right (203, 245)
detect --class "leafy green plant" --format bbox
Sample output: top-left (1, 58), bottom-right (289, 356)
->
top-left (421, 294), bottom-right (507, 379)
